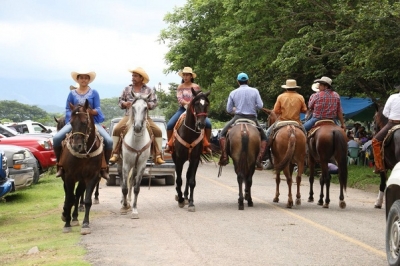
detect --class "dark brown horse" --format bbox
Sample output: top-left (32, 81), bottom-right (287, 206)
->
top-left (264, 109), bottom-right (307, 208)
top-left (172, 89), bottom-right (211, 212)
top-left (60, 100), bottom-right (103, 234)
top-left (224, 120), bottom-right (260, 210)
top-left (307, 121), bottom-right (348, 208)
top-left (54, 115), bottom-right (100, 211)
top-left (373, 107), bottom-right (400, 208)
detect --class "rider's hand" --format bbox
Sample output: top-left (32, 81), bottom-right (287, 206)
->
top-left (125, 101), bottom-right (132, 108)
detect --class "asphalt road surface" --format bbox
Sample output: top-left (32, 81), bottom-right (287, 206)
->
top-left (79, 162), bottom-right (387, 266)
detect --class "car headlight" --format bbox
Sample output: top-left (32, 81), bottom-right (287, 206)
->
top-left (13, 153), bottom-right (25, 160)
top-left (38, 140), bottom-right (52, 150)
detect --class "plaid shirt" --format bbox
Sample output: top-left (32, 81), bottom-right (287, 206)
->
top-left (118, 84), bottom-right (158, 116)
top-left (308, 89), bottom-right (342, 119)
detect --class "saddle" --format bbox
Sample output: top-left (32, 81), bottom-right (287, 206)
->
top-left (383, 124), bottom-right (400, 146)
top-left (233, 118), bottom-right (257, 126)
top-left (307, 119), bottom-right (335, 138)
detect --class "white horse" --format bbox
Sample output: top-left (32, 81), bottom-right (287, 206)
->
top-left (120, 93), bottom-right (152, 219)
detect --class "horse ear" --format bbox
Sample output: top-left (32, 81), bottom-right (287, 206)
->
top-left (191, 87), bottom-right (198, 96)
top-left (84, 99), bottom-right (90, 109)
top-left (69, 102), bottom-right (74, 111)
top-left (146, 93), bottom-right (151, 101)
top-left (204, 91), bottom-right (211, 97)
top-left (54, 116), bottom-right (58, 123)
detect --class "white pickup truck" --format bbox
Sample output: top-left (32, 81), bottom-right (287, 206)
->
top-left (5, 120), bottom-right (56, 136)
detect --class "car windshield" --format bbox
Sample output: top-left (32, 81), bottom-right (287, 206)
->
top-left (0, 125), bottom-right (18, 137)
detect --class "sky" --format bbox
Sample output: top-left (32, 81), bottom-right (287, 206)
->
top-left (0, 0), bottom-right (186, 109)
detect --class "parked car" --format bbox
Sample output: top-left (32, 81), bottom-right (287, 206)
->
top-left (107, 116), bottom-right (175, 186)
top-left (1, 144), bottom-right (37, 188)
top-left (0, 149), bottom-right (15, 199)
top-left (0, 134), bottom-right (57, 176)
top-left (5, 120), bottom-right (56, 136)
top-left (385, 162), bottom-right (400, 265)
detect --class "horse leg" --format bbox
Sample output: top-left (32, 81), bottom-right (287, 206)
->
top-left (81, 177), bottom-right (98, 235)
top-left (245, 172), bottom-right (254, 207)
top-left (323, 173), bottom-right (331, 208)
top-left (120, 165), bottom-right (131, 214)
top-left (131, 171), bottom-right (143, 219)
top-left (186, 160), bottom-right (200, 212)
top-left (93, 182), bottom-right (100, 205)
top-left (284, 167), bottom-right (293, 208)
top-left (375, 172), bottom-right (387, 208)
top-left (174, 161), bottom-right (185, 208)
top-left (72, 182), bottom-right (85, 226)
top-left (273, 171), bottom-right (280, 203)
top-left (78, 193), bottom-right (85, 212)
top-left (308, 157), bottom-right (315, 202)
top-left (62, 181), bottom-right (75, 233)
top-left (295, 162), bottom-right (304, 206)
top-left (237, 173), bottom-right (244, 210)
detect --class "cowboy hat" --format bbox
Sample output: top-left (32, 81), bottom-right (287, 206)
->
top-left (71, 71), bottom-right (96, 84)
top-left (314, 76), bottom-right (332, 87)
top-left (311, 83), bottom-right (319, 92)
top-left (129, 67), bottom-right (150, 84)
top-left (281, 79), bottom-right (301, 89)
top-left (178, 67), bottom-right (197, 78)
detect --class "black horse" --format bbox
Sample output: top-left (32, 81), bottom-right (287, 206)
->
top-left (171, 89), bottom-right (211, 212)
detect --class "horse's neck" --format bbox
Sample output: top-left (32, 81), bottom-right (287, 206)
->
top-left (184, 107), bottom-right (196, 128)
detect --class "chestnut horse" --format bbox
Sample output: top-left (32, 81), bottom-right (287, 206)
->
top-left (223, 120), bottom-right (260, 210)
top-left (307, 120), bottom-right (348, 208)
top-left (172, 89), bottom-right (211, 212)
top-left (373, 107), bottom-right (400, 208)
top-left (264, 109), bottom-right (307, 208)
top-left (60, 100), bottom-right (103, 234)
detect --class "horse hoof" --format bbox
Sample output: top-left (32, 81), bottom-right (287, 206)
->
top-left (286, 202), bottom-right (293, 208)
top-left (308, 198), bottom-right (314, 203)
top-left (175, 195), bottom-right (179, 201)
top-left (71, 220), bottom-right (79, 226)
top-left (184, 199), bottom-right (189, 205)
top-left (295, 199), bottom-right (301, 205)
top-left (374, 204), bottom-right (382, 209)
top-left (188, 206), bottom-right (195, 212)
top-left (178, 202), bottom-right (185, 208)
top-left (339, 201), bottom-right (346, 209)
top-left (61, 215), bottom-right (66, 222)
top-left (323, 203), bottom-right (329, 208)
top-left (131, 212), bottom-right (139, 219)
top-left (120, 205), bottom-right (131, 214)
top-left (93, 199), bottom-right (99, 205)
top-left (239, 205), bottom-right (244, 210)
top-left (317, 201), bottom-right (323, 206)
top-left (248, 201), bottom-right (253, 207)
top-left (78, 206), bottom-right (85, 212)
top-left (63, 227), bottom-right (72, 233)
top-left (80, 227), bottom-right (91, 235)
top-left (273, 198), bottom-right (279, 203)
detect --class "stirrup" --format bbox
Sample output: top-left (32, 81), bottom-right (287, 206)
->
top-left (155, 156), bottom-right (165, 165)
top-left (109, 154), bottom-right (119, 165)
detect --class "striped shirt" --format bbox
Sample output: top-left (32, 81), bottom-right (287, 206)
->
top-left (227, 85), bottom-right (263, 116)
top-left (308, 89), bottom-right (342, 119)
top-left (383, 93), bottom-right (400, 120)
top-left (118, 84), bottom-right (158, 116)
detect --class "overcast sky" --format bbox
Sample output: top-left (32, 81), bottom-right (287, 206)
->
top-left (0, 0), bottom-right (186, 107)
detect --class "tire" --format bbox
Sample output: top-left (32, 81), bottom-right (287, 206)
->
top-left (32, 160), bottom-right (40, 184)
top-left (386, 200), bottom-right (400, 265)
top-left (165, 175), bottom-right (175, 186)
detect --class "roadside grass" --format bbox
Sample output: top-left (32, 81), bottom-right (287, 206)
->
top-left (0, 173), bottom-right (89, 266)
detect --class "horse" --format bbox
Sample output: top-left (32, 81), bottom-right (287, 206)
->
top-left (54, 115), bottom-right (100, 211)
top-left (373, 107), bottom-right (400, 208)
top-left (264, 109), bottom-right (307, 208)
top-left (119, 93), bottom-right (152, 219)
top-left (172, 88), bottom-right (211, 212)
top-left (225, 120), bottom-right (260, 210)
top-left (307, 120), bottom-right (348, 208)
top-left (61, 99), bottom-right (103, 234)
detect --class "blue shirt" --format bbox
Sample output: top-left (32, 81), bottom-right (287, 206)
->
top-left (65, 88), bottom-right (105, 124)
top-left (227, 85), bottom-right (263, 116)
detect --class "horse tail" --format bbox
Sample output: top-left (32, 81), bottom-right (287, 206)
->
top-left (237, 132), bottom-right (250, 175)
top-left (334, 129), bottom-right (348, 191)
top-left (274, 126), bottom-right (296, 171)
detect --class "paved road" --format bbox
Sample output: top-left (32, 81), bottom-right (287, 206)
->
top-left (80, 162), bottom-right (387, 266)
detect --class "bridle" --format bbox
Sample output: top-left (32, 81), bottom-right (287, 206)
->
top-left (184, 92), bottom-right (209, 132)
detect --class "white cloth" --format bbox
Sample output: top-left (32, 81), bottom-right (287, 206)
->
top-left (383, 93), bottom-right (400, 120)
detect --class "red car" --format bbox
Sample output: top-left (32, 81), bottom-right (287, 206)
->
top-left (0, 125), bottom-right (56, 174)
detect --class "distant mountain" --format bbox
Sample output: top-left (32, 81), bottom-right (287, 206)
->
top-left (37, 104), bottom-right (65, 114)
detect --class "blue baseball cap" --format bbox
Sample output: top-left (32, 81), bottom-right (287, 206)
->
top-left (237, 72), bottom-right (249, 81)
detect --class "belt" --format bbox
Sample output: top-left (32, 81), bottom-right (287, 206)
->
top-left (389, 119), bottom-right (400, 124)
top-left (237, 114), bottom-right (256, 118)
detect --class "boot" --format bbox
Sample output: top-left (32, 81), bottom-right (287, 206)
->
top-left (256, 140), bottom-right (268, 171)
top-left (164, 129), bottom-right (173, 153)
top-left (54, 146), bottom-right (64, 177)
top-left (155, 137), bottom-right (165, 164)
top-left (372, 139), bottom-right (384, 173)
top-left (203, 128), bottom-right (212, 154)
top-left (109, 136), bottom-right (121, 165)
top-left (100, 149), bottom-right (112, 180)
top-left (218, 137), bottom-right (229, 166)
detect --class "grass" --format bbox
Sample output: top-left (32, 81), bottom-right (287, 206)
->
top-left (0, 172), bottom-right (90, 266)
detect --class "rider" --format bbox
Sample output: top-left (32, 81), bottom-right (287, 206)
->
top-left (264, 79), bottom-right (307, 150)
top-left (108, 67), bottom-right (165, 165)
top-left (303, 76), bottom-right (346, 131)
top-left (218, 72), bottom-right (267, 170)
top-left (165, 67), bottom-right (212, 154)
top-left (372, 84), bottom-right (400, 173)
top-left (53, 71), bottom-right (113, 179)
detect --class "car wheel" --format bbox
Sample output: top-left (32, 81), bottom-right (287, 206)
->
top-left (165, 175), bottom-right (175, 186)
top-left (107, 175), bottom-right (116, 186)
top-left (32, 160), bottom-right (40, 184)
top-left (386, 200), bottom-right (400, 265)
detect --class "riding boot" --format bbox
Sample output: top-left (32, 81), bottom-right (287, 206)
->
top-left (256, 140), bottom-right (268, 171)
top-left (109, 136), bottom-right (121, 165)
top-left (202, 128), bottom-right (212, 154)
top-left (54, 146), bottom-right (64, 177)
top-left (100, 149), bottom-right (112, 180)
top-left (164, 129), bottom-right (173, 153)
top-left (218, 137), bottom-right (229, 166)
top-left (372, 139), bottom-right (384, 173)
top-left (154, 137), bottom-right (165, 164)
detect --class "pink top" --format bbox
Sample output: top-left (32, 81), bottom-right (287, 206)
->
top-left (176, 84), bottom-right (201, 106)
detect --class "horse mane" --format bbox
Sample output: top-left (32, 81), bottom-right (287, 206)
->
top-left (374, 106), bottom-right (388, 132)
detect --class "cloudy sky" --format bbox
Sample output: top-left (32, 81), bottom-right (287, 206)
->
top-left (0, 0), bottom-right (186, 108)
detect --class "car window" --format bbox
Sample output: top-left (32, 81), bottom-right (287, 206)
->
top-left (0, 125), bottom-right (18, 137)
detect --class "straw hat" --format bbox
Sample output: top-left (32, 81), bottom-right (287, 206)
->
top-left (311, 83), bottom-right (320, 92)
top-left (314, 76), bottom-right (332, 88)
top-left (281, 79), bottom-right (301, 89)
top-left (129, 67), bottom-right (150, 84)
top-left (178, 67), bottom-right (197, 78)
top-left (71, 71), bottom-right (96, 84)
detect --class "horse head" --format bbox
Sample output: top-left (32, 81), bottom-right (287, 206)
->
top-left (129, 92), bottom-right (150, 133)
top-left (373, 106), bottom-right (387, 134)
top-left (54, 116), bottom-right (66, 131)
top-left (261, 108), bottom-right (277, 127)
top-left (189, 88), bottom-right (210, 131)
top-left (69, 99), bottom-right (94, 153)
